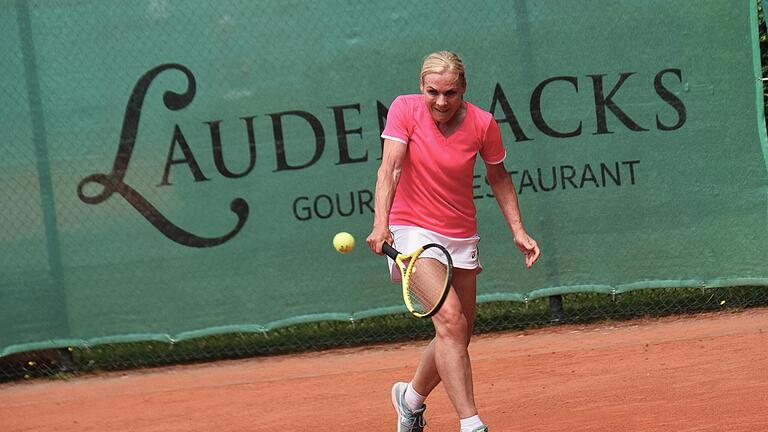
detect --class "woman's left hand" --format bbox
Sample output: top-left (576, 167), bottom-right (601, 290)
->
top-left (514, 232), bottom-right (540, 268)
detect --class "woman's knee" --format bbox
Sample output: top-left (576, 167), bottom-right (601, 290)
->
top-left (433, 308), bottom-right (470, 345)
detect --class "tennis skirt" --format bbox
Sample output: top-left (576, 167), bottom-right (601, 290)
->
top-left (388, 225), bottom-right (482, 283)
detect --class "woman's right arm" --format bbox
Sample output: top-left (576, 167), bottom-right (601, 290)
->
top-left (366, 139), bottom-right (407, 255)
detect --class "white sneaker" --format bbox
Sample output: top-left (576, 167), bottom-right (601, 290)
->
top-left (391, 382), bottom-right (426, 432)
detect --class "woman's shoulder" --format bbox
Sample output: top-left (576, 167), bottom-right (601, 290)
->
top-left (465, 101), bottom-right (494, 124)
top-left (387, 94), bottom-right (423, 122)
top-left (464, 101), bottom-right (496, 139)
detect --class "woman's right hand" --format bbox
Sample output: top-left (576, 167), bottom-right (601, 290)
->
top-left (366, 225), bottom-right (393, 255)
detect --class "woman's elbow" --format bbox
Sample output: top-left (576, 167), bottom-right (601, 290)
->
top-left (486, 168), bottom-right (508, 187)
top-left (377, 165), bottom-right (401, 184)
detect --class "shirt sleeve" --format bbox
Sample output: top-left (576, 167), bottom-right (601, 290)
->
top-left (381, 96), bottom-right (411, 145)
top-left (479, 117), bottom-right (506, 164)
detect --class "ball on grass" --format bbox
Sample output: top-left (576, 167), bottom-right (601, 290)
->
top-left (333, 232), bottom-right (355, 254)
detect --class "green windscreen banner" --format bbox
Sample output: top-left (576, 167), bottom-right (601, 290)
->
top-left (1, 0), bottom-right (767, 355)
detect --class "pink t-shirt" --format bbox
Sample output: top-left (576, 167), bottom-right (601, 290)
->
top-left (381, 94), bottom-right (507, 238)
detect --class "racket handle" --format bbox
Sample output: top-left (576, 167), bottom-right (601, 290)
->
top-left (381, 242), bottom-right (400, 260)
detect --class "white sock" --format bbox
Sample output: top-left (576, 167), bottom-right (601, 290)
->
top-left (404, 382), bottom-right (426, 411)
top-left (460, 414), bottom-right (485, 431)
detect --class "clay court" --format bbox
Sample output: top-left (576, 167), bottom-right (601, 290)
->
top-left (2, 308), bottom-right (767, 432)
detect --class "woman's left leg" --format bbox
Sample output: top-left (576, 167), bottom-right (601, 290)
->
top-left (410, 268), bottom-right (478, 415)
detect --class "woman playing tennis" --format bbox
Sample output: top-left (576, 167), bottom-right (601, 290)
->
top-left (366, 51), bottom-right (541, 432)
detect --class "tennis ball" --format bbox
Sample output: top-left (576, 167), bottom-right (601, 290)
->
top-left (333, 232), bottom-right (355, 254)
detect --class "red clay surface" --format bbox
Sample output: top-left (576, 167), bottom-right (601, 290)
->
top-left (2, 308), bottom-right (767, 432)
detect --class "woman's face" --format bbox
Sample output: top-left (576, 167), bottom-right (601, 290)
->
top-left (420, 72), bottom-right (465, 125)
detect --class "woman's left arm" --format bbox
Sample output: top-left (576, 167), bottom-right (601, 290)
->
top-left (485, 161), bottom-right (541, 268)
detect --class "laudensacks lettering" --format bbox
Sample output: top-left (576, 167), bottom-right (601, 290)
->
top-left (490, 69), bottom-right (686, 140)
top-left (77, 64), bottom-right (249, 248)
top-left (78, 63), bottom-right (683, 245)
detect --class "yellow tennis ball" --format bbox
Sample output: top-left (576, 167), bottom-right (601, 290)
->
top-left (333, 232), bottom-right (355, 254)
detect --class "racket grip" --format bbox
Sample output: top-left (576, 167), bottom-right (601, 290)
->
top-left (381, 242), bottom-right (400, 260)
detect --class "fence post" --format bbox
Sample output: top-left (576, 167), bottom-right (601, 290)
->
top-left (548, 295), bottom-right (564, 323)
top-left (57, 348), bottom-right (74, 372)
top-left (17, 0), bottom-right (71, 352)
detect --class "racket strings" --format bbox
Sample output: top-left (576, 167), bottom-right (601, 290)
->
top-left (407, 254), bottom-right (449, 314)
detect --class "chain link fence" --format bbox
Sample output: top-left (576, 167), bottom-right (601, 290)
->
top-left (3, 286), bottom-right (768, 381)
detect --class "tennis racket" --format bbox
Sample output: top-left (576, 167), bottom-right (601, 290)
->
top-left (382, 242), bottom-right (453, 318)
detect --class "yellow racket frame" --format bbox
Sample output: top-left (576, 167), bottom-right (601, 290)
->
top-left (383, 242), bottom-right (453, 318)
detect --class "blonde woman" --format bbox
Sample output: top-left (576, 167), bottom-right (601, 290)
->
top-left (367, 51), bottom-right (540, 432)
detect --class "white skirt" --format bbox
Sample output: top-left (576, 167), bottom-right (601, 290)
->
top-left (388, 225), bottom-right (482, 282)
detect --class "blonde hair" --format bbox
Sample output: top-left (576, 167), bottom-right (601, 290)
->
top-left (420, 51), bottom-right (466, 88)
